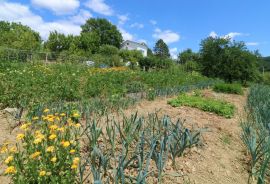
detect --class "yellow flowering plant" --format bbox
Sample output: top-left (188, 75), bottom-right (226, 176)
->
top-left (0, 109), bottom-right (82, 183)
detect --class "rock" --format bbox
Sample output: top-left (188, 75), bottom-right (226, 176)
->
top-left (2, 107), bottom-right (19, 130)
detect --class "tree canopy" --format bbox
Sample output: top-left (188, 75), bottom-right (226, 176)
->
top-left (153, 39), bottom-right (170, 58)
top-left (81, 18), bottom-right (123, 48)
top-left (0, 21), bottom-right (41, 50)
top-left (199, 37), bottom-right (260, 83)
top-left (178, 49), bottom-right (199, 64)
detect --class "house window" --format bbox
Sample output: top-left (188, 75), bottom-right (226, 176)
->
top-left (127, 42), bottom-right (129, 45)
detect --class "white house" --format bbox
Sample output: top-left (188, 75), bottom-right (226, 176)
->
top-left (121, 40), bottom-right (148, 57)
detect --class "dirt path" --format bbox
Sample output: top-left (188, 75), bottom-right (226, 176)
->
top-left (0, 89), bottom-right (249, 184)
top-left (121, 89), bottom-right (249, 184)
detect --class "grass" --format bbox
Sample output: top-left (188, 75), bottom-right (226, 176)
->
top-left (168, 93), bottom-right (235, 118)
top-left (213, 83), bottom-right (243, 95)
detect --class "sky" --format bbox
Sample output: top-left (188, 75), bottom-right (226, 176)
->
top-left (0, 0), bottom-right (269, 58)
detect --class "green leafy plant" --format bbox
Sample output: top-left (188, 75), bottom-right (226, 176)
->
top-left (213, 83), bottom-right (243, 95)
top-left (168, 93), bottom-right (235, 118)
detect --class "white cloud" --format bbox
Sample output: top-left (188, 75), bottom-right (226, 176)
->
top-left (85, 0), bottom-right (113, 16)
top-left (246, 42), bottom-right (259, 46)
top-left (209, 31), bottom-right (218, 38)
top-left (150, 20), bottom-right (157, 25)
top-left (31, 0), bottom-right (79, 15)
top-left (170, 47), bottom-right (178, 59)
top-left (118, 14), bottom-right (129, 25)
top-left (70, 9), bottom-right (92, 24)
top-left (209, 31), bottom-right (248, 40)
top-left (153, 28), bottom-right (180, 44)
top-left (0, 2), bottom-right (82, 39)
top-left (130, 23), bottom-right (144, 29)
top-left (223, 32), bottom-right (244, 39)
top-left (118, 27), bottom-right (134, 41)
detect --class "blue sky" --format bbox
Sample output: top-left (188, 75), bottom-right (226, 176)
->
top-left (0, 0), bottom-right (269, 57)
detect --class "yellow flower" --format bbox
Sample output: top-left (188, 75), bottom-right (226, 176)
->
top-left (36, 133), bottom-right (45, 140)
top-left (16, 134), bottom-right (25, 140)
top-left (54, 113), bottom-right (59, 116)
top-left (51, 157), bottom-right (57, 163)
top-left (9, 146), bottom-right (17, 153)
top-left (49, 134), bottom-right (57, 140)
top-left (60, 113), bottom-right (66, 117)
top-left (71, 164), bottom-right (78, 169)
top-left (0, 145), bottom-right (8, 153)
top-left (72, 157), bottom-right (80, 165)
top-left (30, 151), bottom-right (41, 159)
top-left (75, 123), bottom-right (81, 128)
top-left (61, 141), bottom-right (70, 148)
top-left (39, 170), bottom-right (46, 176)
top-left (43, 109), bottom-right (50, 113)
top-left (33, 138), bottom-right (43, 144)
top-left (20, 123), bottom-right (31, 130)
top-left (48, 118), bottom-right (54, 123)
top-left (5, 166), bottom-right (16, 174)
top-left (4, 156), bottom-right (14, 164)
top-left (32, 116), bottom-right (39, 121)
top-left (35, 130), bottom-right (42, 135)
top-left (49, 125), bottom-right (58, 130)
top-left (57, 127), bottom-right (65, 132)
top-left (70, 149), bottom-right (76, 154)
top-left (72, 113), bottom-right (80, 118)
top-left (46, 146), bottom-right (55, 153)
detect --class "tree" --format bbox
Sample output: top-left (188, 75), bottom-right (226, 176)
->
top-left (199, 37), bottom-right (260, 83)
top-left (119, 50), bottom-right (143, 68)
top-left (178, 48), bottom-right (199, 64)
top-left (153, 39), bottom-right (170, 58)
top-left (81, 18), bottom-right (123, 48)
top-left (79, 32), bottom-right (100, 54)
top-left (147, 48), bottom-right (153, 57)
top-left (44, 31), bottom-right (73, 53)
top-left (0, 21), bottom-right (41, 50)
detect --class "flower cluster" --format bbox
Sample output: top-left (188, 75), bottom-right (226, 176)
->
top-left (0, 109), bottom-right (82, 183)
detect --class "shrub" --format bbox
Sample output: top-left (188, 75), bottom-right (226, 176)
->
top-left (213, 83), bottom-right (243, 95)
top-left (168, 93), bottom-right (235, 118)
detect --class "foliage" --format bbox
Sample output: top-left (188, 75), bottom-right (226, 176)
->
top-left (0, 109), bottom-right (81, 183)
top-left (0, 62), bottom-right (213, 109)
top-left (138, 56), bottom-right (173, 70)
top-left (119, 49), bottom-right (143, 67)
top-left (153, 39), bottom-right (170, 58)
top-left (168, 93), bottom-right (235, 118)
top-left (81, 18), bottom-right (123, 48)
top-left (241, 85), bottom-right (270, 183)
top-left (0, 21), bottom-right (41, 51)
top-left (178, 49), bottom-right (199, 64)
top-left (44, 31), bottom-right (73, 53)
top-left (213, 83), bottom-right (244, 95)
top-left (199, 37), bottom-right (260, 83)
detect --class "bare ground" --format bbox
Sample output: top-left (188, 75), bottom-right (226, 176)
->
top-left (0, 89), bottom-right (250, 184)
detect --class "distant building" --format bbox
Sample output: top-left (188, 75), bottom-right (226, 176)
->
top-left (121, 40), bottom-right (148, 57)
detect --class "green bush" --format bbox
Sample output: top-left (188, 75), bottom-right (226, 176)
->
top-left (213, 83), bottom-right (243, 95)
top-left (168, 93), bottom-right (235, 118)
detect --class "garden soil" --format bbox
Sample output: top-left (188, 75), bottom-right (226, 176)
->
top-left (0, 89), bottom-right (252, 184)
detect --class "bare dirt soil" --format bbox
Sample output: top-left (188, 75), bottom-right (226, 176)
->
top-left (0, 89), bottom-right (250, 184)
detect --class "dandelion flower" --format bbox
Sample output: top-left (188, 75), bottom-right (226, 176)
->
top-left (57, 127), bottom-right (65, 132)
top-left (70, 149), bottom-right (76, 154)
top-left (60, 113), bottom-right (66, 117)
top-left (33, 138), bottom-right (43, 144)
top-left (72, 157), bottom-right (80, 165)
top-left (39, 170), bottom-right (46, 176)
top-left (32, 116), bottom-right (39, 121)
top-left (49, 134), bottom-right (57, 140)
top-left (16, 134), bottom-right (25, 140)
top-left (71, 164), bottom-right (78, 169)
top-left (49, 125), bottom-right (58, 130)
top-left (43, 109), bottom-right (50, 113)
top-left (51, 157), bottom-right (57, 163)
top-left (30, 151), bottom-right (41, 159)
top-left (5, 166), bottom-right (16, 174)
top-left (61, 141), bottom-right (70, 148)
top-left (72, 113), bottom-right (80, 118)
top-left (46, 146), bottom-right (55, 153)
top-left (9, 146), bottom-right (17, 153)
top-left (4, 156), bottom-right (13, 164)
top-left (75, 123), bottom-right (81, 128)
top-left (0, 145), bottom-right (8, 153)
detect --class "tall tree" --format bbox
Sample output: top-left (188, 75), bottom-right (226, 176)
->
top-left (178, 48), bottom-right (199, 64)
top-left (0, 21), bottom-right (41, 50)
top-left (153, 39), bottom-right (170, 58)
top-left (199, 37), bottom-right (260, 83)
top-left (81, 18), bottom-right (123, 48)
top-left (44, 31), bottom-right (73, 53)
